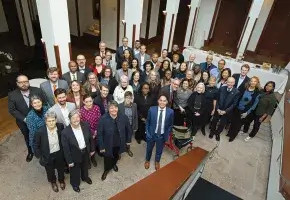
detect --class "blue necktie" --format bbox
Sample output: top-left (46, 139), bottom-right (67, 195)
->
top-left (157, 110), bottom-right (163, 134)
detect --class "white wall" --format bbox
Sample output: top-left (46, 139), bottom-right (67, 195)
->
top-left (148, 0), bottom-right (160, 38)
top-left (100, 0), bottom-right (117, 49)
top-left (67, 0), bottom-right (78, 36)
top-left (140, 0), bottom-right (148, 38)
top-left (247, 0), bottom-right (274, 52)
top-left (191, 0), bottom-right (217, 48)
top-left (0, 0), bottom-right (9, 33)
top-left (119, 0), bottom-right (125, 46)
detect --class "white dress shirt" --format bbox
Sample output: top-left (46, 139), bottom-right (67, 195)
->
top-left (78, 66), bottom-right (85, 73)
top-left (47, 127), bottom-right (60, 153)
top-left (59, 104), bottom-right (70, 126)
top-left (72, 126), bottom-right (86, 149)
top-left (155, 107), bottom-right (166, 134)
top-left (141, 54), bottom-right (145, 67)
top-left (237, 75), bottom-right (245, 88)
top-left (70, 72), bottom-right (77, 81)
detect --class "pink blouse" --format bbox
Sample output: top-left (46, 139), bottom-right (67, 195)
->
top-left (80, 105), bottom-right (101, 136)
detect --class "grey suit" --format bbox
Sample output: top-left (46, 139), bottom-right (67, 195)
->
top-left (62, 71), bottom-right (85, 85)
top-left (118, 102), bottom-right (138, 131)
top-left (48, 102), bottom-right (76, 127)
top-left (135, 53), bottom-right (150, 71)
top-left (186, 61), bottom-right (197, 71)
top-left (40, 80), bottom-right (69, 107)
top-left (115, 68), bottom-right (133, 83)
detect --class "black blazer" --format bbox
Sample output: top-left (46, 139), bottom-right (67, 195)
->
top-left (186, 92), bottom-right (207, 115)
top-left (34, 123), bottom-right (64, 166)
top-left (232, 73), bottom-right (250, 94)
top-left (108, 77), bottom-right (118, 95)
top-left (78, 66), bottom-right (92, 81)
top-left (62, 71), bottom-right (85, 85)
top-left (93, 94), bottom-right (113, 115)
top-left (115, 46), bottom-right (133, 63)
top-left (160, 85), bottom-right (173, 105)
top-left (216, 86), bottom-right (240, 113)
top-left (61, 122), bottom-right (95, 164)
top-left (8, 87), bottom-right (46, 128)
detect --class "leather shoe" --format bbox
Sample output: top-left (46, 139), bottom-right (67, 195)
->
top-left (155, 162), bottom-right (160, 170)
top-left (127, 149), bottom-right (133, 157)
top-left (26, 153), bottom-right (33, 162)
top-left (59, 181), bottom-right (66, 190)
top-left (209, 133), bottom-right (214, 139)
top-left (51, 182), bottom-right (59, 192)
top-left (83, 177), bottom-right (92, 185)
top-left (64, 168), bottom-right (69, 174)
top-left (101, 171), bottom-right (109, 181)
top-left (136, 140), bottom-right (141, 144)
top-left (113, 165), bottom-right (118, 172)
top-left (215, 134), bottom-right (220, 141)
top-left (72, 186), bottom-right (80, 193)
top-left (144, 161), bottom-right (150, 169)
top-left (229, 138), bottom-right (234, 142)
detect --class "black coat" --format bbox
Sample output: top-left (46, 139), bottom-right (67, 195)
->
top-left (61, 122), bottom-right (95, 164)
top-left (186, 92), bottom-right (207, 125)
top-left (93, 94), bottom-right (113, 115)
top-left (34, 123), bottom-right (64, 166)
top-left (216, 86), bottom-right (240, 113)
top-left (107, 77), bottom-right (119, 95)
top-left (8, 87), bottom-right (46, 129)
top-left (97, 113), bottom-right (132, 157)
top-left (232, 73), bottom-right (250, 94)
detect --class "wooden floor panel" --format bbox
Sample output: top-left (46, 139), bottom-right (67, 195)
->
top-left (0, 97), bottom-right (18, 139)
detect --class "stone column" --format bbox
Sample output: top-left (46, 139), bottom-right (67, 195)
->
top-left (161, 0), bottom-right (180, 51)
top-left (183, 0), bottom-right (201, 47)
top-left (0, 0), bottom-right (9, 33)
top-left (124, 0), bottom-right (144, 47)
top-left (15, 0), bottom-right (35, 46)
top-left (36, 0), bottom-right (71, 74)
top-left (236, 0), bottom-right (264, 59)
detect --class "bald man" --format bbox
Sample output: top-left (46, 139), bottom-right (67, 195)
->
top-left (209, 77), bottom-right (240, 141)
top-left (200, 54), bottom-right (217, 77)
top-left (76, 54), bottom-right (92, 80)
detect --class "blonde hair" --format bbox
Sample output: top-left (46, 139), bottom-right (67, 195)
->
top-left (147, 70), bottom-right (160, 84)
top-left (194, 82), bottom-right (205, 93)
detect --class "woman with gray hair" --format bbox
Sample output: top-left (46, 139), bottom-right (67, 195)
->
top-left (34, 111), bottom-right (66, 192)
top-left (26, 95), bottom-right (50, 153)
top-left (113, 75), bottom-right (134, 104)
top-left (61, 109), bottom-right (95, 193)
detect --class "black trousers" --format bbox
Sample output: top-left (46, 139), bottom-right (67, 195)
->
top-left (135, 119), bottom-right (146, 141)
top-left (17, 123), bottom-right (32, 154)
top-left (243, 113), bottom-right (263, 138)
top-left (70, 149), bottom-right (90, 187)
top-left (210, 110), bottom-right (230, 135)
top-left (44, 151), bottom-right (65, 183)
top-left (174, 109), bottom-right (185, 126)
top-left (228, 108), bottom-right (248, 140)
top-left (104, 146), bottom-right (120, 171)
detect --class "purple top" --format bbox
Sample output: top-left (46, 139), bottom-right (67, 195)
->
top-left (80, 105), bottom-right (101, 136)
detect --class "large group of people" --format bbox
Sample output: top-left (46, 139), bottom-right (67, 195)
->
top-left (8, 38), bottom-right (277, 193)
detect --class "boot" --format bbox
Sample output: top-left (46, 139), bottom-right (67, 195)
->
top-left (126, 145), bottom-right (133, 157)
top-left (91, 155), bottom-right (97, 167)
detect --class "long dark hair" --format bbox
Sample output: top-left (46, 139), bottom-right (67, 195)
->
top-left (130, 58), bottom-right (141, 71)
top-left (218, 68), bottom-right (231, 83)
top-left (138, 82), bottom-right (151, 96)
top-left (264, 81), bottom-right (275, 93)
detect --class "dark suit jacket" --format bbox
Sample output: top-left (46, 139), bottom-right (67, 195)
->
top-left (115, 46), bottom-right (133, 63)
top-left (34, 123), bottom-right (64, 166)
top-left (8, 87), bottom-right (46, 129)
top-left (186, 92), bottom-right (207, 115)
top-left (146, 106), bottom-right (174, 141)
top-left (97, 113), bottom-right (132, 157)
top-left (108, 77), bottom-right (119, 94)
top-left (160, 85), bottom-right (174, 106)
top-left (232, 73), bottom-right (250, 94)
top-left (118, 102), bottom-right (138, 131)
top-left (93, 94), bottom-right (113, 115)
top-left (216, 86), bottom-right (240, 113)
top-left (61, 122), bottom-right (94, 164)
top-left (78, 66), bottom-right (92, 81)
top-left (62, 71), bottom-right (85, 85)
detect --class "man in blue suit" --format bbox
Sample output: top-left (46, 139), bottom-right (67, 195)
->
top-left (200, 54), bottom-right (218, 77)
top-left (144, 94), bottom-right (174, 170)
top-left (209, 77), bottom-right (240, 141)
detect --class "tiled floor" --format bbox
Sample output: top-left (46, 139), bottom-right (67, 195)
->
top-left (0, 123), bottom-right (271, 200)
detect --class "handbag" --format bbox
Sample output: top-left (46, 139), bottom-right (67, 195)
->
top-left (173, 125), bottom-right (191, 139)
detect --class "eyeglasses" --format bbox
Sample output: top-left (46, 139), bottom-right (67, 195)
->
top-left (17, 81), bottom-right (29, 84)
